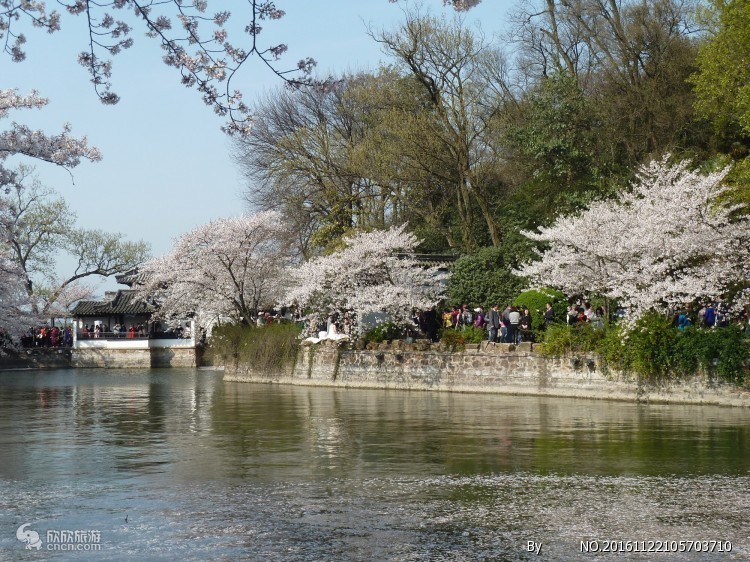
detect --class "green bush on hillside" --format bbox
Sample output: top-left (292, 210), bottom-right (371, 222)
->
top-left (447, 246), bottom-right (527, 310)
top-left (538, 322), bottom-right (605, 356)
top-left (439, 329), bottom-right (466, 351)
top-left (459, 325), bottom-right (487, 344)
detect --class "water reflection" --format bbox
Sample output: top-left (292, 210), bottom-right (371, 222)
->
top-left (0, 369), bottom-right (748, 560)
top-left (212, 381), bottom-right (750, 479)
top-left (2, 370), bottom-right (749, 482)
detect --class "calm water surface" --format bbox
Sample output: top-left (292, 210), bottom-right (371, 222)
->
top-left (0, 368), bottom-right (748, 560)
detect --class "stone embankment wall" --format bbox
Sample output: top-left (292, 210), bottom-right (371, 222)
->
top-left (0, 348), bottom-right (73, 370)
top-left (224, 340), bottom-right (750, 407)
top-left (71, 347), bottom-right (196, 368)
top-left (0, 347), bottom-right (196, 369)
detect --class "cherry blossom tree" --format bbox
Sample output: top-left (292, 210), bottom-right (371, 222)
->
top-left (36, 279), bottom-right (97, 319)
top-left (285, 224), bottom-right (448, 335)
top-left (1, 92), bottom-right (100, 337)
top-left (2, 1), bottom-right (479, 135)
top-left (1, 89), bottom-right (100, 190)
top-left (517, 156), bottom-right (750, 324)
top-left (136, 210), bottom-right (292, 328)
top-left (390, 0), bottom-right (481, 11)
top-left (0, 248), bottom-right (30, 337)
top-left (1, 1), bottom-right (308, 134)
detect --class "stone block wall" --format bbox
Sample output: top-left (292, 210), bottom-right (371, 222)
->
top-left (0, 348), bottom-right (73, 370)
top-left (72, 347), bottom-right (196, 368)
top-left (223, 340), bottom-right (750, 407)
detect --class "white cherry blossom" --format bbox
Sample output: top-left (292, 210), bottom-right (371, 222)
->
top-left (285, 224), bottom-right (448, 334)
top-left (0, 89), bottom-right (101, 191)
top-left (2, 2), bottom-right (480, 134)
top-left (137, 211), bottom-right (292, 328)
top-left (518, 156), bottom-right (750, 324)
top-left (0, 249), bottom-right (30, 337)
top-left (0, 89), bottom-right (101, 337)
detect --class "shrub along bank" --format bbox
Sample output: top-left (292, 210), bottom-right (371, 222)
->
top-left (539, 313), bottom-right (750, 386)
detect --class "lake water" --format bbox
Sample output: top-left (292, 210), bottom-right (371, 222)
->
top-left (0, 368), bottom-right (748, 560)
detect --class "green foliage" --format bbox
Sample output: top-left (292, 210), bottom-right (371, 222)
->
top-left (623, 315), bottom-right (750, 384)
top-left (595, 324), bottom-right (632, 373)
top-left (234, 6), bottom-right (738, 258)
top-left (437, 326), bottom-right (487, 348)
top-left (542, 312), bottom-right (750, 385)
top-left (622, 314), bottom-right (680, 381)
top-left (690, 0), bottom-right (750, 135)
top-left (439, 329), bottom-right (466, 351)
top-left (724, 155), bottom-right (750, 213)
top-left (513, 287), bottom-right (568, 338)
top-left (206, 322), bottom-right (302, 372)
top-left (363, 321), bottom-right (405, 344)
top-left (672, 325), bottom-right (750, 385)
top-left (505, 72), bottom-right (601, 205)
top-left (538, 323), bottom-right (606, 356)
top-left (460, 326), bottom-right (487, 344)
top-left (447, 246), bottom-right (527, 310)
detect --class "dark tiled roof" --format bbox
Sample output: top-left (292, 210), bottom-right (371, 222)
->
top-left (115, 268), bottom-right (148, 287)
top-left (72, 290), bottom-right (155, 316)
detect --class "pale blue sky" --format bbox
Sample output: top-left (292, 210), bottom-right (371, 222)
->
top-left (4, 1), bottom-right (513, 294)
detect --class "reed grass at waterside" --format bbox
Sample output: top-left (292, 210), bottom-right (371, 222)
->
top-left (206, 322), bottom-right (302, 372)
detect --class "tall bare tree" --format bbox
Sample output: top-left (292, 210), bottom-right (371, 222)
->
top-left (372, 12), bottom-right (513, 248)
top-left (235, 70), bottom-right (439, 256)
top-left (509, 0), bottom-right (703, 162)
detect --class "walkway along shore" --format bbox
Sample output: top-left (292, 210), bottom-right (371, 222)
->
top-left (223, 339), bottom-right (750, 408)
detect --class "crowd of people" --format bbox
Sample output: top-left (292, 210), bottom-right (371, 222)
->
top-left (460, 304), bottom-right (532, 343)
top-left (18, 324), bottom-right (144, 346)
top-left (79, 323), bottom-right (149, 339)
top-left (16, 322), bottom-right (177, 347)
top-left (407, 299), bottom-right (750, 344)
top-left (564, 302), bottom-right (606, 328)
top-left (12, 300), bottom-right (750, 350)
top-left (411, 303), bottom-right (550, 344)
top-left (20, 326), bottom-right (74, 348)
top-left (672, 302), bottom-right (750, 332)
